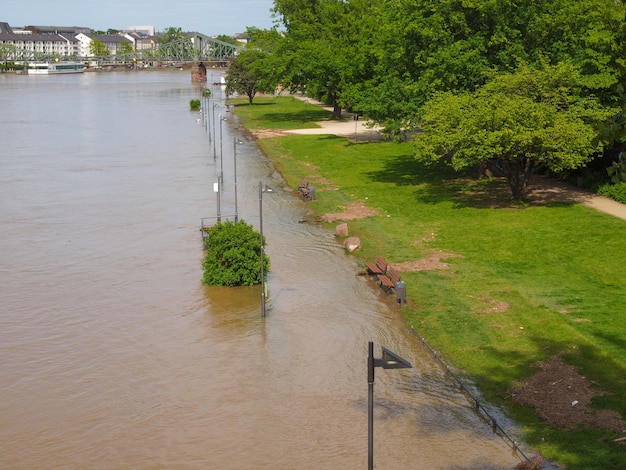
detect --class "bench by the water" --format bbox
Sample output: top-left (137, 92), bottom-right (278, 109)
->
top-left (378, 266), bottom-right (401, 293)
top-left (365, 255), bottom-right (402, 295)
top-left (365, 255), bottom-right (387, 276)
top-left (297, 179), bottom-right (315, 201)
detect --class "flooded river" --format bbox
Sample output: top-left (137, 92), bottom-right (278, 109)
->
top-left (0, 70), bottom-right (524, 468)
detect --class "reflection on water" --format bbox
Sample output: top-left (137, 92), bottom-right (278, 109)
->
top-left (0, 71), bottom-right (523, 469)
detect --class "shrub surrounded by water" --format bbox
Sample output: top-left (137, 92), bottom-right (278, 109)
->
top-left (202, 220), bottom-right (268, 286)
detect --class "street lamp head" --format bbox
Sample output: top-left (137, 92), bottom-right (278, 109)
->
top-left (262, 185), bottom-right (275, 194)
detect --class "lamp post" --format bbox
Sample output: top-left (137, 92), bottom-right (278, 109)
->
top-left (219, 114), bottom-right (224, 192)
top-left (214, 179), bottom-right (221, 222)
top-left (212, 103), bottom-right (217, 159)
top-left (234, 137), bottom-right (241, 223)
top-left (259, 181), bottom-right (274, 317)
top-left (368, 341), bottom-right (412, 470)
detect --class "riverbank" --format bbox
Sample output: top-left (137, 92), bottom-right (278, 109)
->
top-left (231, 95), bottom-right (626, 469)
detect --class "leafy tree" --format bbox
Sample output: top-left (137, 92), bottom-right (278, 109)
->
top-left (346, 0), bottom-right (621, 134)
top-left (272, 0), bottom-right (372, 118)
top-left (202, 220), bottom-right (268, 287)
top-left (117, 42), bottom-right (133, 54)
top-left (89, 38), bottom-right (109, 57)
top-left (414, 64), bottom-right (610, 199)
top-left (0, 43), bottom-right (16, 60)
top-left (215, 34), bottom-right (238, 45)
top-left (159, 26), bottom-right (184, 44)
top-left (225, 49), bottom-right (277, 104)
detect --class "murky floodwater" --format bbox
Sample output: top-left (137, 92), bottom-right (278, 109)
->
top-left (0, 70), bottom-right (524, 468)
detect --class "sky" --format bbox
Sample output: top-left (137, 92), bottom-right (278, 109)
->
top-left (2, 0), bottom-right (277, 35)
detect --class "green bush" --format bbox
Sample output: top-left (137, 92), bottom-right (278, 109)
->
top-left (189, 99), bottom-right (201, 111)
top-left (598, 182), bottom-right (626, 204)
top-left (201, 220), bottom-right (268, 286)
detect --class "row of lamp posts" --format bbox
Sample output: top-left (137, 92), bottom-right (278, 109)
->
top-left (206, 88), bottom-right (412, 468)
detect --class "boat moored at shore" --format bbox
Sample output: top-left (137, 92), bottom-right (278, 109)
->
top-left (27, 62), bottom-right (85, 74)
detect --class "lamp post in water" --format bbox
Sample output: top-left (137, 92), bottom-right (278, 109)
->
top-left (259, 181), bottom-right (274, 317)
top-left (368, 341), bottom-right (412, 470)
top-left (233, 138), bottom-right (241, 222)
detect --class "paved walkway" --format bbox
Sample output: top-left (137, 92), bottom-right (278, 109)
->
top-left (285, 95), bottom-right (626, 222)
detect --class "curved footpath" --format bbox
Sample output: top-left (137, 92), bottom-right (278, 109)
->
top-left (284, 96), bottom-right (626, 222)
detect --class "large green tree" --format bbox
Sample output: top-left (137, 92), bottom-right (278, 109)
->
top-left (414, 63), bottom-right (611, 199)
top-left (349, 0), bottom-right (622, 135)
top-left (272, 0), bottom-right (373, 118)
top-left (225, 49), bottom-right (277, 104)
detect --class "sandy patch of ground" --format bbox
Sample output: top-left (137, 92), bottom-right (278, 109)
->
top-left (391, 252), bottom-right (462, 272)
top-left (318, 201), bottom-right (380, 222)
top-left (510, 355), bottom-right (626, 434)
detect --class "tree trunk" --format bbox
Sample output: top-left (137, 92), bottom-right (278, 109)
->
top-left (331, 92), bottom-right (342, 119)
top-left (494, 156), bottom-right (533, 201)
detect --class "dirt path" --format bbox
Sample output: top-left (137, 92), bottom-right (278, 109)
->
top-left (528, 177), bottom-right (626, 221)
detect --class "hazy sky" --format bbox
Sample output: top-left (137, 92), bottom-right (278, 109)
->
top-left (2, 0), bottom-right (277, 35)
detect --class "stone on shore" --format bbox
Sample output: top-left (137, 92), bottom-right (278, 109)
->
top-left (335, 223), bottom-right (349, 237)
top-left (344, 237), bottom-right (361, 252)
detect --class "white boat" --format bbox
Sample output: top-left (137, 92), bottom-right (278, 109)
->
top-left (27, 62), bottom-right (85, 75)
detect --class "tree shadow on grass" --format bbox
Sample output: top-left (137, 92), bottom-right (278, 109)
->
top-left (365, 154), bottom-right (479, 205)
top-left (366, 154), bottom-right (581, 209)
top-left (234, 102), bottom-right (333, 123)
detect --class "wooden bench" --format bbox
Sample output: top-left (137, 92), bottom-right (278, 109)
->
top-left (378, 267), bottom-right (401, 293)
top-left (297, 179), bottom-right (314, 201)
top-left (365, 256), bottom-right (387, 276)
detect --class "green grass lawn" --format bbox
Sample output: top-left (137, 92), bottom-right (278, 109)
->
top-left (232, 96), bottom-right (626, 469)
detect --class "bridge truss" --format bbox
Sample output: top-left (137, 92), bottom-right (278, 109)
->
top-left (1, 33), bottom-right (243, 65)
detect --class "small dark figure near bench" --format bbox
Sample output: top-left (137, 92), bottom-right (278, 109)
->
top-left (365, 256), bottom-right (387, 276)
top-left (379, 267), bottom-right (401, 293)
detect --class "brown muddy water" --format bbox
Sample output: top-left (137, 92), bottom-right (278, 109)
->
top-left (0, 70), bottom-right (525, 468)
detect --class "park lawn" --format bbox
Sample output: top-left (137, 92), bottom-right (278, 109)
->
top-left (232, 95), bottom-right (334, 130)
top-left (232, 96), bottom-right (626, 469)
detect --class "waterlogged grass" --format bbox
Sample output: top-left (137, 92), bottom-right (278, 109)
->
top-left (233, 96), bottom-right (626, 468)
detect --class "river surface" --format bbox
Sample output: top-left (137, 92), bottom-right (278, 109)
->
top-left (0, 70), bottom-right (524, 469)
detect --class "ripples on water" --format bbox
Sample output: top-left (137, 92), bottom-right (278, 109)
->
top-left (0, 71), bottom-right (522, 469)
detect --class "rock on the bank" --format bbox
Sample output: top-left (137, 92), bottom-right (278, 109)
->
top-left (335, 223), bottom-right (349, 237)
top-left (344, 237), bottom-right (361, 252)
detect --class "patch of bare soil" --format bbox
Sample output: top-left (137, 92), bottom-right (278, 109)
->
top-left (249, 128), bottom-right (287, 139)
top-left (510, 355), bottom-right (626, 433)
top-left (526, 177), bottom-right (595, 205)
top-left (391, 251), bottom-right (462, 272)
top-left (319, 201), bottom-right (380, 222)
top-left (455, 176), bottom-right (595, 209)
top-left (471, 293), bottom-right (510, 314)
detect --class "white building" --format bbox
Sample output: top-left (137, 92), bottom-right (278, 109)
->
top-left (0, 32), bottom-right (80, 59)
top-left (75, 33), bottom-right (133, 56)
